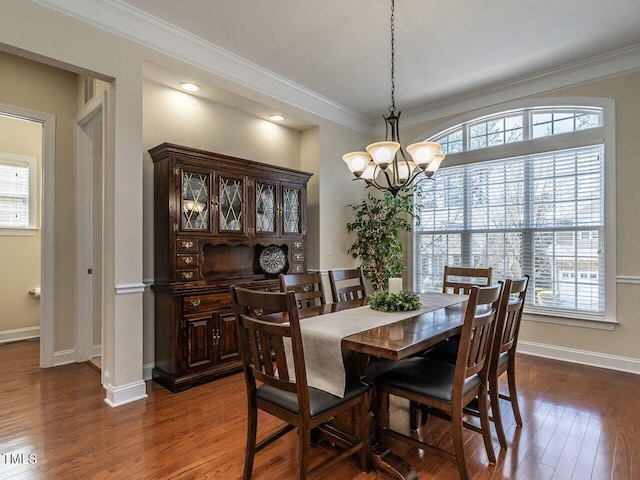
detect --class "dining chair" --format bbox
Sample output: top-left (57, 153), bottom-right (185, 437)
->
top-left (375, 284), bottom-right (503, 480)
top-left (279, 272), bottom-right (326, 309)
top-left (328, 268), bottom-right (367, 303)
top-left (409, 265), bottom-right (494, 429)
top-left (231, 286), bottom-right (370, 480)
top-left (487, 275), bottom-right (529, 449)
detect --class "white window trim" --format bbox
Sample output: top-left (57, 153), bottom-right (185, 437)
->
top-left (0, 151), bottom-right (39, 236)
top-left (408, 97), bottom-right (616, 329)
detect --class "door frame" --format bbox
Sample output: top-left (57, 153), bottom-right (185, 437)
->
top-left (75, 92), bottom-right (106, 373)
top-left (0, 101), bottom-right (56, 367)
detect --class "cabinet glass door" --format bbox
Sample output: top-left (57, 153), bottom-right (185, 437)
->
top-left (218, 176), bottom-right (244, 232)
top-left (182, 170), bottom-right (210, 230)
top-left (255, 182), bottom-right (277, 234)
top-left (283, 187), bottom-right (301, 234)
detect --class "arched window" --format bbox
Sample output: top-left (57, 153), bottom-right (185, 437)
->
top-left (412, 99), bottom-right (615, 325)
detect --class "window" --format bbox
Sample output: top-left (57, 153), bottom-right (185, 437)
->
top-left (0, 152), bottom-right (38, 232)
top-left (413, 102), bottom-right (614, 324)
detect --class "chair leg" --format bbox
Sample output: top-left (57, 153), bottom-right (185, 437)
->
top-left (358, 394), bottom-right (371, 472)
top-left (506, 363), bottom-right (523, 426)
top-left (297, 424), bottom-right (311, 480)
top-left (243, 403), bottom-right (258, 480)
top-left (409, 400), bottom-right (420, 431)
top-left (451, 408), bottom-right (470, 480)
top-left (478, 386), bottom-right (497, 464)
top-left (489, 375), bottom-right (508, 449)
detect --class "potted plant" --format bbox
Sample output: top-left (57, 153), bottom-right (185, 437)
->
top-left (346, 191), bottom-right (419, 292)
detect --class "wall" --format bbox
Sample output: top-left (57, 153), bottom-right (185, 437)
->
top-left (402, 70), bottom-right (640, 365)
top-left (0, 115), bottom-right (42, 339)
top-left (0, 51), bottom-right (79, 351)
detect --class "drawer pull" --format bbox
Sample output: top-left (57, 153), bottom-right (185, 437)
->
top-left (183, 256), bottom-right (194, 265)
top-left (181, 241), bottom-right (194, 249)
top-left (294, 242), bottom-right (302, 248)
top-left (294, 253), bottom-right (302, 260)
top-left (189, 299), bottom-right (201, 307)
top-left (182, 271), bottom-right (194, 280)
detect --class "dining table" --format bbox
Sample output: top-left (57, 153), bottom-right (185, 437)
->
top-left (295, 291), bottom-right (469, 480)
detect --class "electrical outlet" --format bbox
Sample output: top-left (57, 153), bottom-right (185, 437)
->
top-left (327, 243), bottom-right (333, 255)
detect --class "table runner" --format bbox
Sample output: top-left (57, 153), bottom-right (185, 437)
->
top-left (286, 292), bottom-right (467, 398)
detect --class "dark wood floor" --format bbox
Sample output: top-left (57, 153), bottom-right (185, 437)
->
top-left (1, 339), bottom-right (638, 479)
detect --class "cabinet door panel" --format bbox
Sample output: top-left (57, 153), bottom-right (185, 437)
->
top-left (282, 185), bottom-right (304, 235)
top-left (185, 317), bottom-right (214, 370)
top-left (216, 310), bottom-right (240, 363)
top-left (217, 174), bottom-right (247, 235)
top-left (255, 181), bottom-right (278, 236)
top-left (181, 169), bottom-right (212, 232)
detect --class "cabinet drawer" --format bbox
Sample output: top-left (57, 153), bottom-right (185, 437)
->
top-left (183, 293), bottom-right (230, 315)
top-left (177, 269), bottom-right (198, 282)
top-left (177, 254), bottom-right (198, 268)
top-left (177, 238), bottom-right (199, 253)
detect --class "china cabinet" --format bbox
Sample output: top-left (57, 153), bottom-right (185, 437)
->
top-left (150, 143), bottom-right (311, 392)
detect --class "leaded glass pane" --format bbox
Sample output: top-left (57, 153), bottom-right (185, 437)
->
top-left (219, 177), bottom-right (243, 231)
top-left (256, 183), bottom-right (276, 233)
top-left (181, 171), bottom-right (209, 230)
top-left (283, 188), bottom-right (300, 233)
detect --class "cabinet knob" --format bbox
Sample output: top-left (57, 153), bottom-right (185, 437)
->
top-left (182, 271), bottom-right (194, 280)
top-left (189, 299), bottom-right (201, 307)
top-left (181, 241), bottom-right (194, 249)
top-left (184, 256), bottom-right (194, 265)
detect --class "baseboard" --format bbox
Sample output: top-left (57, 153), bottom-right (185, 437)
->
top-left (92, 344), bottom-right (102, 358)
top-left (0, 326), bottom-right (40, 344)
top-left (103, 380), bottom-right (148, 407)
top-left (53, 348), bottom-right (76, 366)
top-left (517, 340), bottom-right (640, 375)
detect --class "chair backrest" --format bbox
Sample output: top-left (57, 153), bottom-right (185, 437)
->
top-left (442, 266), bottom-right (493, 295)
top-left (230, 287), bottom-right (311, 414)
top-left (328, 268), bottom-right (367, 303)
top-left (454, 284), bottom-right (502, 388)
top-left (279, 272), bottom-right (326, 309)
top-left (491, 276), bottom-right (529, 366)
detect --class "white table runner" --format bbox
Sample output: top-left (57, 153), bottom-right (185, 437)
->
top-left (287, 292), bottom-right (467, 398)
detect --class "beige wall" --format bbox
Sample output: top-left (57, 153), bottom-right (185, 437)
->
top-left (0, 51), bottom-right (79, 351)
top-left (0, 115), bottom-right (42, 334)
top-left (402, 70), bottom-right (640, 362)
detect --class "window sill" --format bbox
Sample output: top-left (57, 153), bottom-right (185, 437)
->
top-left (0, 227), bottom-right (38, 237)
top-left (523, 310), bottom-right (617, 331)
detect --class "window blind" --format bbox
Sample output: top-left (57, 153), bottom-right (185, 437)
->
top-left (0, 162), bottom-right (29, 227)
top-left (414, 144), bottom-right (604, 317)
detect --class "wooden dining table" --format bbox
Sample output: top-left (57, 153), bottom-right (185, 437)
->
top-left (296, 292), bottom-right (469, 480)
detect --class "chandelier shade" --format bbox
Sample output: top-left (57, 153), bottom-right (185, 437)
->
top-left (341, 0), bottom-right (445, 196)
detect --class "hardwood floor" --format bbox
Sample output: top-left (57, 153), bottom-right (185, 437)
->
top-left (1, 339), bottom-right (638, 479)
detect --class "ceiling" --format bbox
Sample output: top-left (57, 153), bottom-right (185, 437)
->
top-left (41, 0), bottom-right (640, 131)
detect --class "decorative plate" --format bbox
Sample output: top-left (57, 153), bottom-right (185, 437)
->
top-left (259, 245), bottom-right (287, 274)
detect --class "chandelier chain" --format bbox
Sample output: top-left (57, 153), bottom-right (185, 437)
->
top-left (389, 0), bottom-right (396, 114)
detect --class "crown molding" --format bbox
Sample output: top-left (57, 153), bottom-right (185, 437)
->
top-left (33, 0), bottom-right (373, 135)
top-left (33, 0), bottom-right (640, 137)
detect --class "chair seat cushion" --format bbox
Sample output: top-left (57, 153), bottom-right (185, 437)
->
top-left (256, 379), bottom-right (369, 418)
top-left (376, 357), bottom-right (481, 402)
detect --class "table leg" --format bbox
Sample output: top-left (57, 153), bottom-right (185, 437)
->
top-left (371, 444), bottom-right (418, 480)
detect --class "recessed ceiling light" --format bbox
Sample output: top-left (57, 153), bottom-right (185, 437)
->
top-left (269, 115), bottom-right (285, 122)
top-left (179, 82), bottom-right (201, 92)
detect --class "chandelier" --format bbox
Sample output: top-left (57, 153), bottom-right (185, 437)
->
top-left (342, 0), bottom-right (445, 197)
